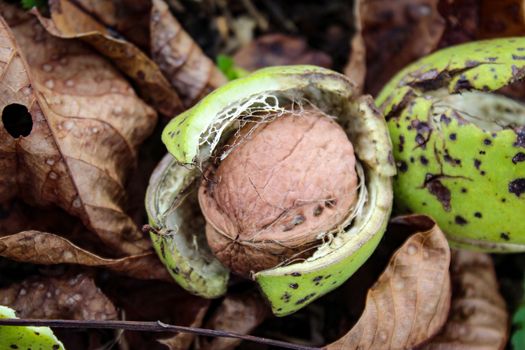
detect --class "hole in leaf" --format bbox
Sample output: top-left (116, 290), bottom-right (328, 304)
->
top-left (2, 103), bottom-right (33, 138)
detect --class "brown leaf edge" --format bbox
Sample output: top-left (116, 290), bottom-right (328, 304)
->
top-left (0, 231), bottom-right (171, 282)
top-left (325, 214), bottom-right (451, 350)
top-left (35, 0), bottom-right (184, 116)
top-left (420, 250), bottom-right (508, 350)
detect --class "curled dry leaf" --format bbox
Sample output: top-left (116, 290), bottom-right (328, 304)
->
top-left (421, 250), bottom-right (508, 350)
top-left (359, 0), bottom-right (445, 95)
top-left (195, 290), bottom-right (271, 350)
top-left (0, 273), bottom-right (117, 320)
top-left (233, 34), bottom-right (333, 71)
top-left (0, 231), bottom-right (171, 282)
top-left (37, 0), bottom-right (183, 116)
top-left (325, 215), bottom-right (451, 350)
top-left (0, 4), bottom-right (156, 255)
top-left (150, 0), bottom-right (226, 107)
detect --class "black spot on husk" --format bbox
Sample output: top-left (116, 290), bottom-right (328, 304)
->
top-left (313, 276), bottom-right (323, 283)
top-left (295, 293), bottom-right (316, 305)
top-left (509, 178), bottom-right (525, 197)
top-left (440, 114), bottom-right (451, 125)
top-left (455, 215), bottom-right (468, 225)
top-left (425, 174), bottom-right (451, 211)
top-left (512, 152), bottom-right (525, 164)
top-left (474, 159), bottom-right (481, 169)
top-left (514, 127), bottom-right (525, 148)
top-left (397, 161), bottom-right (408, 172)
top-left (399, 135), bottom-right (405, 152)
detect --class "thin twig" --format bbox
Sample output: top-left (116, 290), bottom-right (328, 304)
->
top-left (0, 319), bottom-right (321, 350)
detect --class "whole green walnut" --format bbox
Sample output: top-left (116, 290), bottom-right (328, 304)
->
top-left (377, 37), bottom-right (525, 251)
top-left (146, 66), bottom-right (395, 316)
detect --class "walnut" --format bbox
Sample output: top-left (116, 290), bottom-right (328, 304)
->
top-left (198, 107), bottom-right (359, 277)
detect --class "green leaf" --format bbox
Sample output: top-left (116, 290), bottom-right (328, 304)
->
top-left (21, 0), bottom-right (47, 10)
top-left (216, 54), bottom-right (248, 81)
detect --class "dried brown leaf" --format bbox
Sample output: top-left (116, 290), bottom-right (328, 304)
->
top-left (325, 215), bottom-right (451, 350)
top-left (37, 0), bottom-right (183, 116)
top-left (344, 0), bottom-right (366, 93)
top-left (0, 4), bottom-right (156, 255)
top-left (233, 34), bottom-right (333, 71)
top-left (150, 0), bottom-right (226, 107)
top-left (421, 250), bottom-right (508, 350)
top-left (195, 290), bottom-right (271, 350)
top-left (0, 273), bottom-right (117, 320)
top-left (360, 0), bottom-right (445, 95)
top-left (0, 231), bottom-right (171, 281)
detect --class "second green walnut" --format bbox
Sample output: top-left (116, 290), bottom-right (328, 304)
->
top-left (146, 66), bottom-right (395, 316)
top-left (377, 37), bottom-right (525, 252)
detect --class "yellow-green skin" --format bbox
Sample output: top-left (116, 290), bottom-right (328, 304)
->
top-left (155, 65), bottom-right (395, 316)
top-left (0, 305), bottom-right (65, 350)
top-left (377, 38), bottom-right (525, 251)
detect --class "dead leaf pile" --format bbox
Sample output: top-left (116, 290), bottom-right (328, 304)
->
top-left (1, 3), bottom-right (156, 255)
top-left (0, 2), bottom-right (219, 347)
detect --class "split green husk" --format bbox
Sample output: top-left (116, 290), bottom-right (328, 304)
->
top-left (146, 65), bottom-right (395, 316)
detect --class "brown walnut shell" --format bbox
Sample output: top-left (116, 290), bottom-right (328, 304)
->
top-left (198, 107), bottom-right (359, 277)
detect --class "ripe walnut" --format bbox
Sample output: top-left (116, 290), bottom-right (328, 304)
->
top-left (198, 107), bottom-right (359, 277)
